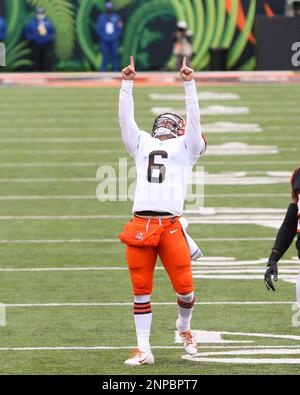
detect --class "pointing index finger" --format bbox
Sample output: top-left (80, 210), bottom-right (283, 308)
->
top-left (182, 56), bottom-right (187, 68)
top-left (130, 56), bottom-right (135, 69)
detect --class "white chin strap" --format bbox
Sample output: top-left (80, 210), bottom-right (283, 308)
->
top-left (153, 127), bottom-right (177, 138)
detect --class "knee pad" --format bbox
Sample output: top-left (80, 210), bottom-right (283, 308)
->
top-left (176, 291), bottom-right (195, 303)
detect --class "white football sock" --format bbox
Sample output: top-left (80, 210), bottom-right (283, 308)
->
top-left (296, 272), bottom-right (300, 310)
top-left (134, 295), bottom-right (152, 353)
top-left (176, 292), bottom-right (195, 332)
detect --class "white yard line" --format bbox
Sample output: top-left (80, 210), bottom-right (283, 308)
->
top-left (1, 257), bottom-right (297, 271)
top-left (179, 345), bottom-right (300, 349)
top-left (203, 122), bottom-right (262, 133)
top-left (194, 263), bottom-right (298, 268)
top-left (202, 161), bottom-right (295, 165)
top-left (203, 193), bottom-right (290, 197)
top-left (0, 162), bottom-right (295, 168)
top-left (0, 138), bottom-right (121, 144)
top-left (182, 357), bottom-right (300, 364)
top-left (0, 171), bottom-right (290, 184)
top-left (0, 206), bottom-right (289, 233)
top-left (192, 269), bottom-right (300, 274)
top-left (194, 330), bottom-right (300, 342)
top-left (152, 106), bottom-right (250, 116)
top-left (187, 207), bottom-right (286, 214)
top-left (168, 143), bottom-right (279, 156)
top-left (0, 162), bottom-right (285, 171)
top-left (0, 345), bottom-right (179, 351)
top-left (0, 239), bottom-right (120, 243)
top-left (0, 150), bottom-right (125, 155)
top-left (198, 238), bottom-right (273, 242)
top-left (0, 238), bottom-right (275, 243)
top-left (193, 275), bottom-right (297, 280)
top-left (0, 178), bottom-right (98, 183)
top-left (0, 126), bottom-right (119, 130)
top-left (4, 128), bottom-right (290, 136)
top-left (0, 163), bottom-right (102, 168)
top-left (187, 219), bottom-right (282, 229)
top-left (1, 267), bottom-right (298, 274)
top-left (0, 216), bottom-right (284, 221)
top-left (0, 195), bottom-right (97, 201)
top-left (0, 208), bottom-right (288, 220)
top-left (0, 215), bottom-right (284, 230)
top-left (149, 93), bottom-right (241, 101)
top-left (0, 193), bottom-right (290, 201)
top-left (2, 345), bottom-right (300, 352)
top-left (0, 146), bottom-right (279, 156)
top-left (2, 302), bottom-right (293, 308)
top-left (0, 267), bottom-right (131, 272)
top-left (0, 215), bottom-right (128, 220)
top-left (0, 266), bottom-right (297, 280)
top-left (193, 349), bottom-right (300, 357)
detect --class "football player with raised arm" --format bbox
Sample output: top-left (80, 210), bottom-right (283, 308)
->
top-left (264, 167), bottom-right (300, 307)
top-left (119, 56), bottom-right (206, 366)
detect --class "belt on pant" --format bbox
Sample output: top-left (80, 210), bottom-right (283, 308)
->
top-left (134, 211), bottom-right (177, 220)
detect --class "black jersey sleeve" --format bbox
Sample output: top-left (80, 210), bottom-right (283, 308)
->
top-left (291, 167), bottom-right (300, 196)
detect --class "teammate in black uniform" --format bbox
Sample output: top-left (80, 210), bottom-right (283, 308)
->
top-left (265, 167), bottom-right (300, 307)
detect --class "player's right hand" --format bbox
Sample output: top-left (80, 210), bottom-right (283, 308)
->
top-left (264, 261), bottom-right (278, 291)
top-left (122, 56), bottom-right (136, 81)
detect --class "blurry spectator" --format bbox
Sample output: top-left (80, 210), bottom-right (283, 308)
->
top-left (24, 8), bottom-right (56, 71)
top-left (97, 2), bottom-right (123, 71)
top-left (173, 21), bottom-right (193, 71)
top-left (285, 0), bottom-right (300, 16)
top-left (293, 1), bottom-right (300, 16)
top-left (0, 15), bottom-right (6, 42)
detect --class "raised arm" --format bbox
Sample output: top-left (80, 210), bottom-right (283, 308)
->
top-left (180, 58), bottom-right (206, 159)
top-left (119, 56), bottom-right (140, 156)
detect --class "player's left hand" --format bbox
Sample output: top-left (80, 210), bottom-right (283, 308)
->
top-left (180, 57), bottom-right (194, 82)
top-left (264, 261), bottom-right (278, 291)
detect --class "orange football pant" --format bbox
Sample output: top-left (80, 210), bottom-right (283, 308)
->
top-left (125, 216), bottom-right (194, 295)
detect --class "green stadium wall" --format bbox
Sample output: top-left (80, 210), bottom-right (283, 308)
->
top-left (0, 0), bottom-right (286, 71)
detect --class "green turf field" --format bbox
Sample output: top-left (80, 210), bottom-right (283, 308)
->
top-left (0, 82), bottom-right (300, 375)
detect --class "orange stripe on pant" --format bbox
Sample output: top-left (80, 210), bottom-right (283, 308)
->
top-left (125, 216), bottom-right (194, 296)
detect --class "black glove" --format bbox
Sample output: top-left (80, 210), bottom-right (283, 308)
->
top-left (264, 261), bottom-right (278, 291)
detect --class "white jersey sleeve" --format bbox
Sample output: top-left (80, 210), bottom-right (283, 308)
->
top-left (119, 80), bottom-right (140, 156)
top-left (183, 80), bottom-right (206, 163)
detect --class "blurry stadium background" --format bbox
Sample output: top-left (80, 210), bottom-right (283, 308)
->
top-left (0, 0), bottom-right (294, 72)
top-left (0, 0), bottom-right (300, 376)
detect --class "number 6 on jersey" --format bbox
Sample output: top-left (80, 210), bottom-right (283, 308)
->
top-left (147, 151), bottom-right (168, 184)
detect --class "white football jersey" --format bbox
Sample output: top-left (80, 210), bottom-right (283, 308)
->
top-left (119, 79), bottom-right (206, 216)
top-left (132, 131), bottom-right (194, 215)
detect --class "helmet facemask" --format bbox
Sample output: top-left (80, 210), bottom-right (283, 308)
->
top-left (152, 113), bottom-right (186, 139)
